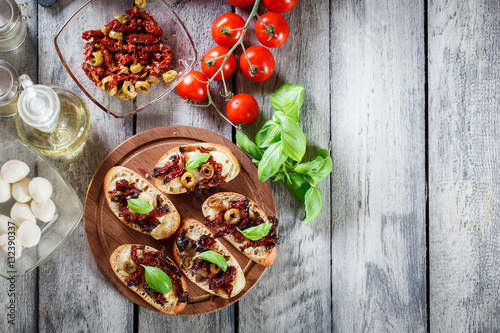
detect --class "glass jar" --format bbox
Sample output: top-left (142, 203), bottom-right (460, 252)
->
top-left (0, 59), bottom-right (19, 117)
top-left (0, 0), bottom-right (28, 51)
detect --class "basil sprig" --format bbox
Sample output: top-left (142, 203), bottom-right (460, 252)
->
top-left (127, 197), bottom-right (153, 214)
top-left (193, 250), bottom-right (227, 272)
top-left (185, 153), bottom-right (211, 170)
top-left (236, 84), bottom-right (332, 224)
top-left (141, 265), bottom-right (172, 294)
top-left (237, 223), bottom-right (272, 241)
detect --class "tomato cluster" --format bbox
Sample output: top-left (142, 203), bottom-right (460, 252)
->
top-left (176, 0), bottom-right (298, 126)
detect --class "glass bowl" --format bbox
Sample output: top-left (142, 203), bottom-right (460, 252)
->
top-left (0, 140), bottom-right (83, 278)
top-left (54, 0), bottom-right (197, 118)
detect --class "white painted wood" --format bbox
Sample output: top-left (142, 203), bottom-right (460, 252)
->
top-left (330, 0), bottom-right (427, 331)
top-left (429, 0), bottom-right (500, 330)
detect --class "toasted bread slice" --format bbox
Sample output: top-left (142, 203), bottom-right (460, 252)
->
top-left (104, 166), bottom-right (180, 240)
top-left (152, 143), bottom-right (240, 194)
top-left (201, 192), bottom-right (278, 267)
top-left (110, 244), bottom-right (188, 315)
top-left (173, 218), bottom-right (245, 299)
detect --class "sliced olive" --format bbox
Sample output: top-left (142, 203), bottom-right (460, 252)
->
top-left (115, 90), bottom-right (129, 101)
top-left (224, 208), bottom-right (241, 225)
top-left (210, 264), bottom-right (220, 275)
top-left (181, 256), bottom-right (192, 270)
top-left (124, 262), bottom-right (137, 274)
top-left (101, 76), bottom-right (117, 96)
top-left (208, 199), bottom-right (223, 209)
top-left (146, 76), bottom-right (159, 85)
top-left (90, 50), bottom-right (103, 67)
top-left (109, 30), bottom-right (123, 40)
top-left (130, 63), bottom-right (143, 74)
top-left (135, 0), bottom-right (146, 9)
top-left (101, 25), bottom-right (110, 35)
top-left (114, 13), bottom-right (130, 25)
top-left (122, 81), bottom-right (137, 99)
top-left (162, 70), bottom-right (177, 83)
top-left (135, 81), bottom-right (150, 93)
top-left (200, 163), bottom-right (215, 179)
top-left (111, 192), bottom-right (122, 202)
top-left (120, 66), bottom-right (129, 74)
top-left (180, 172), bottom-right (196, 188)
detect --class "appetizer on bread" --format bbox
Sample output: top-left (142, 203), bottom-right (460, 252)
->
top-left (104, 166), bottom-right (181, 240)
top-left (173, 218), bottom-right (246, 299)
top-left (110, 244), bottom-right (189, 315)
top-left (152, 143), bottom-right (240, 194)
top-left (202, 192), bottom-right (278, 267)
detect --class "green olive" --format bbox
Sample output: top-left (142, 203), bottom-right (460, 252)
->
top-left (130, 63), bottom-right (143, 74)
top-left (114, 13), bottom-right (130, 25)
top-left (135, 81), bottom-right (150, 93)
top-left (101, 76), bottom-right (117, 96)
top-left (119, 66), bottom-right (129, 74)
top-left (180, 172), bottom-right (196, 188)
top-left (101, 25), bottom-right (110, 35)
top-left (200, 163), bottom-right (215, 179)
top-left (115, 90), bottom-right (129, 101)
top-left (162, 70), bottom-right (177, 83)
top-left (224, 208), bottom-right (241, 225)
top-left (109, 30), bottom-right (123, 40)
top-left (134, 0), bottom-right (146, 9)
top-left (122, 81), bottom-right (137, 99)
top-left (146, 76), bottom-right (159, 85)
top-left (90, 51), bottom-right (103, 67)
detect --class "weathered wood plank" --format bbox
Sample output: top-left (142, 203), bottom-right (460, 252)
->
top-left (429, 0), bottom-right (500, 330)
top-left (0, 1), bottom-right (38, 331)
top-left (135, 0), bottom-right (236, 329)
top-left (235, 1), bottom-right (332, 332)
top-left (330, 0), bottom-right (426, 331)
top-left (36, 1), bottom-right (134, 332)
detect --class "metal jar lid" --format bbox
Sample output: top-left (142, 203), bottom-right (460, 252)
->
top-left (0, 0), bottom-right (19, 36)
top-left (0, 59), bottom-right (19, 104)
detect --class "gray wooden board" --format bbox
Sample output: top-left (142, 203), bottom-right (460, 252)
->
top-left (330, 0), bottom-right (427, 331)
top-left (428, 0), bottom-right (500, 331)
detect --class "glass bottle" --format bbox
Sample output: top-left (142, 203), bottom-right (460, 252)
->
top-left (0, 0), bottom-right (28, 51)
top-left (0, 59), bottom-right (19, 116)
top-left (15, 75), bottom-right (91, 156)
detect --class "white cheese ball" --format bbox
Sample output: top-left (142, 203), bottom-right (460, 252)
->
top-left (16, 222), bottom-right (41, 248)
top-left (28, 177), bottom-right (53, 203)
top-left (0, 215), bottom-right (14, 235)
top-left (0, 234), bottom-right (22, 259)
top-left (0, 178), bottom-right (11, 203)
top-left (12, 178), bottom-right (31, 203)
top-left (0, 160), bottom-right (30, 184)
top-left (10, 202), bottom-right (36, 227)
top-left (31, 199), bottom-right (56, 223)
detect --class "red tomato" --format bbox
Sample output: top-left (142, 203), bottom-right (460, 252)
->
top-left (262, 0), bottom-right (298, 13)
top-left (255, 12), bottom-right (290, 48)
top-left (227, 94), bottom-right (259, 125)
top-left (227, 0), bottom-right (255, 7)
top-left (239, 46), bottom-right (275, 82)
top-left (201, 46), bottom-right (236, 81)
top-left (176, 71), bottom-right (209, 102)
top-left (212, 13), bottom-right (246, 48)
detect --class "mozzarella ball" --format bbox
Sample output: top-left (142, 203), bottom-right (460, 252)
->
top-left (0, 160), bottom-right (30, 184)
top-left (0, 234), bottom-right (22, 259)
top-left (12, 178), bottom-right (32, 203)
top-left (0, 215), bottom-right (14, 235)
top-left (16, 222), bottom-right (41, 248)
top-left (31, 199), bottom-right (56, 223)
top-left (10, 202), bottom-right (36, 227)
top-left (28, 177), bottom-right (53, 203)
top-left (0, 179), bottom-right (10, 203)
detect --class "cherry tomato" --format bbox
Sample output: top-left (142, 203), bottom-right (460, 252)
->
top-left (212, 13), bottom-right (246, 48)
top-left (255, 12), bottom-right (290, 48)
top-left (227, 0), bottom-right (255, 7)
top-left (240, 46), bottom-right (275, 82)
top-left (262, 0), bottom-right (298, 13)
top-left (201, 46), bottom-right (236, 81)
top-left (176, 71), bottom-right (209, 102)
top-left (227, 94), bottom-right (259, 125)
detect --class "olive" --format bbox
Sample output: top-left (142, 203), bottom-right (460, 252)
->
top-left (210, 264), bottom-right (220, 275)
top-left (111, 192), bottom-right (123, 202)
top-left (224, 208), bottom-right (241, 225)
top-left (200, 164), bottom-right (215, 179)
top-left (125, 262), bottom-right (137, 274)
top-left (180, 172), bottom-right (196, 188)
top-left (207, 199), bottom-right (223, 209)
top-left (181, 256), bottom-right (192, 270)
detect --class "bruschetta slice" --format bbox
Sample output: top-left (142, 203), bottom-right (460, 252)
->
top-left (173, 218), bottom-right (245, 299)
top-left (104, 166), bottom-right (181, 240)
top-left (152, 143), bottom-right (240, 194)
top-left (201, 192), bottom-right (278, 267)
top-left (110, 244), bottom-right (189, 315)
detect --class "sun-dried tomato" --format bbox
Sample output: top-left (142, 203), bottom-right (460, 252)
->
top-left (152, 147), bottom-right (187, 183)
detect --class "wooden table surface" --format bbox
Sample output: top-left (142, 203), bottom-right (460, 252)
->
top-left (1, 0), bottom-right (500, 332)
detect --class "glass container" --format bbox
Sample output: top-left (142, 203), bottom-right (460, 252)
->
top-left (0, 59), bottom-right (19, 117)
top-left (0, 0), bottom-right (27, 51)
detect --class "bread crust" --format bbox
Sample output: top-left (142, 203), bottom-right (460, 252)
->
top-left (109, 244), bottom-right (187, 315)
top-left (153, 143), bottom-right (241, 194)
top-left (103, 166), bottom-right (181, 240)
top-left (201, 192), bottom-right (277, 267)
top-left (173, 218), bottom-right (246, 299)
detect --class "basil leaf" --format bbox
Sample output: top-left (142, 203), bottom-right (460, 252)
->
top-left (255, 119), bottom-right (280, 148)
top-left (185, 153), bottom-right (211, 170)
top-left (294, 149), bottom-right (333, 185)
top-left (273, 169), bottom-right (286, 182)
top-left (274, 112), bottom-right (306, 162)
top-left (237, 223), bottom-right (272, 241)
top-left (141, 265), bottom-right (172, 294)
top-left (258, 141), bottom-right (288, 182)
top-left (303, 185), bottom-right (323, 223)
top-left (128, 197), bottom-right (153, 215)
top-left (193, 250), bottom-right (227, 272)
top-left (285, 173), bottom-right (310, 203)
top-left (236, 130), bottom-right (262, 160)
top-left (283, 86), bottom-right (305, 122)
top-left (271, 84), bottom-right (305, 112)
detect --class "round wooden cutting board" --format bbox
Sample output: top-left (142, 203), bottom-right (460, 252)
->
top-left (83, 126), bottom-right (277, 316)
